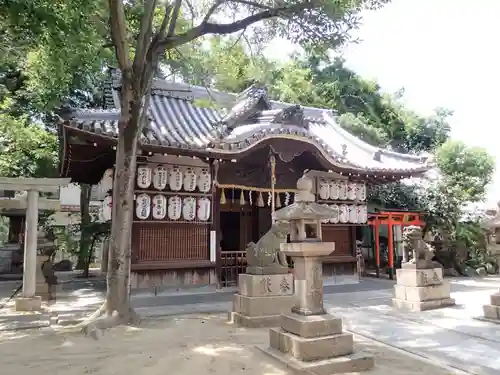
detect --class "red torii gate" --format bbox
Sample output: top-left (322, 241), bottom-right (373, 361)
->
top-left (368, 210), bottom-right (425, 279)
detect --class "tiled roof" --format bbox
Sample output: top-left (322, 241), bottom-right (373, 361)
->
top-left (63, 76), bottom-right (431, 174)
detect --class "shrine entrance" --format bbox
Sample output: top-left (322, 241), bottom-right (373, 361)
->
top-left (365, 210), bottom-right (425, 279)
top-left (218, 188), bottom-right (273, 287)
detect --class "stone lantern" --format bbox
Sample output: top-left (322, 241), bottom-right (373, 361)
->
top-left (259, 173), bottom-right (375, 374)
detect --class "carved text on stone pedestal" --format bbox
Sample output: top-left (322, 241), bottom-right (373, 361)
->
top-left (260, 276), bottom-right (272, 294)
top-left (432, 270), bottom-right (440, 282)
top-left (312, 264), bottom-right (322, 290)
top-left (280, 276), bottom-right (291, 293)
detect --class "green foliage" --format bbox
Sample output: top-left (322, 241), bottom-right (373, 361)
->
top-left (436, 140), bottom-right (495, 202)
top-left (0, 115), bottom-right (58, 178)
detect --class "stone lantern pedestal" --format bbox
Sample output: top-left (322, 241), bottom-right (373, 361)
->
top-left (258, 173), bottom-right (374, 374)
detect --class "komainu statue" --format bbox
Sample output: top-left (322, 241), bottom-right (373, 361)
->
top-left (246, 221), bottom-right (290, 275)
top-left (403, 225), bottom-right (435, 268)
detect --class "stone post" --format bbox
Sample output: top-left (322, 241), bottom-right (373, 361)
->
top-left (16, 190), bottom-right (42, 311)
top-left (258, 174), bottom-right (374, 374)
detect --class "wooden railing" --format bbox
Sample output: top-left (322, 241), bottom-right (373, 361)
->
top-left (219, 250), bottom-right (247, 287)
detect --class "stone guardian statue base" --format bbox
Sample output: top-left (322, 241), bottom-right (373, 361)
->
top-left (392, 226), bottom-right (455, 311)
top-left (228, 221), bottom-right (294, 328)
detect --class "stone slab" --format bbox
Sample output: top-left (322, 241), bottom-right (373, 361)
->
top-left (490, 293), bottom-right (500, 306)
top-left (401, 260), bottom-right (435, 269)
top-left (228, 312), bottom-right (282, 328)
top-left (396, 267), bottom-right (443, 287)
top-left (392, 297), bottom-right (455, 311)
top-left (232, 294), bottom-right (294, 317)
top-left (280, 312), bottom-right (343, 338)
top-left (394, 282), bottom-right (451, 302)
top-left (246, 266), bottom-right (289, 275)
top-left (269, 328), bottom-right (354, 361)
top-left (14, 296), bottom-right (42, 312)
top-left (238, 273), bottom-right (293, 297)
top-left (483, 304), bottom-right (500, 320)
top-left (256, 345), bottom-right (374, 374)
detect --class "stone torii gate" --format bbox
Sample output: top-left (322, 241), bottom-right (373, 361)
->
top-left (0, 177), bottom-right (70, 311)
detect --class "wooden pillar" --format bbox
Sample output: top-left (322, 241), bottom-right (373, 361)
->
top-left (387, 214), bottom-right (394, 280)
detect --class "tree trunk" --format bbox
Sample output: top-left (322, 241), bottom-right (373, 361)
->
top-left (105, 84), bottom-right (141, 321)
top-left (76, 184), bottom-right (92, 270)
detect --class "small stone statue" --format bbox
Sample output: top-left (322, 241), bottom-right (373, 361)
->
top-left (246, 221), bottom-right (290, 274)
top-left (403, 226), bottom-right (435, 268)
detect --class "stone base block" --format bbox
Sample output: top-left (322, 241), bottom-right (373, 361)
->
top-left (257, 346), bottom-right (374, 375)
top-left (238, 273), bottom-right (293, 297)
top-left (401, 260), bottom-right (435, 269)
top-left (270, 328), bottom-right (354, 361)
top-left (394, 283), bottom-right (451, 302)
top-left (228, 312), bottom-right (283, 328)
top-left (280, 312), bottom-right (343, 338)
top-left (483, 304), bottom-right (500, 320)
top-left (392, 297), bottom-right (455, 311)
top-left (246, 266), bottom-right (289, 275)
top-left (489, 293), bottom-right (500, 306)
top-left (396, 267), bottom-right (443, 287)
top-left (232, 294), bottom-right (294, 317)
top-left (15, 296), bottom-right (42, 312)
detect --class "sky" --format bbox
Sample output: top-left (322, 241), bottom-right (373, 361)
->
top-left (263, 0), bottom-right (500, 208)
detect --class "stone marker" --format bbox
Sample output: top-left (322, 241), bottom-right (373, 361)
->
top-left (392, 226), bottom-right (454, 311)
top-left (228, 221), bottom-right (294, 327)
top-left (257, 173), bottom-right (374, 374)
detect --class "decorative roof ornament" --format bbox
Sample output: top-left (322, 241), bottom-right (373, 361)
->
top-left (271, 105), bottom-right (308, 128)
top-left (219, 85), bottom-right (270, 130)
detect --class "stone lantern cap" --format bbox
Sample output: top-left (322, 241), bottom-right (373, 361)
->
top-left (272, 173), bottom-right (337, 222)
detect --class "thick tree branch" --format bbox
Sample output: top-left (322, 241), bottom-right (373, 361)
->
top-left (133, 0), bottom-right (157, 74)
top-left (203, 0), bottom-right (223, 24)
top-left (108, 0), bottom-right (131, 70)
top-left (167, 0), bottom-right (183, 37)
top-left (157, 1), bottom-right (315, 50)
